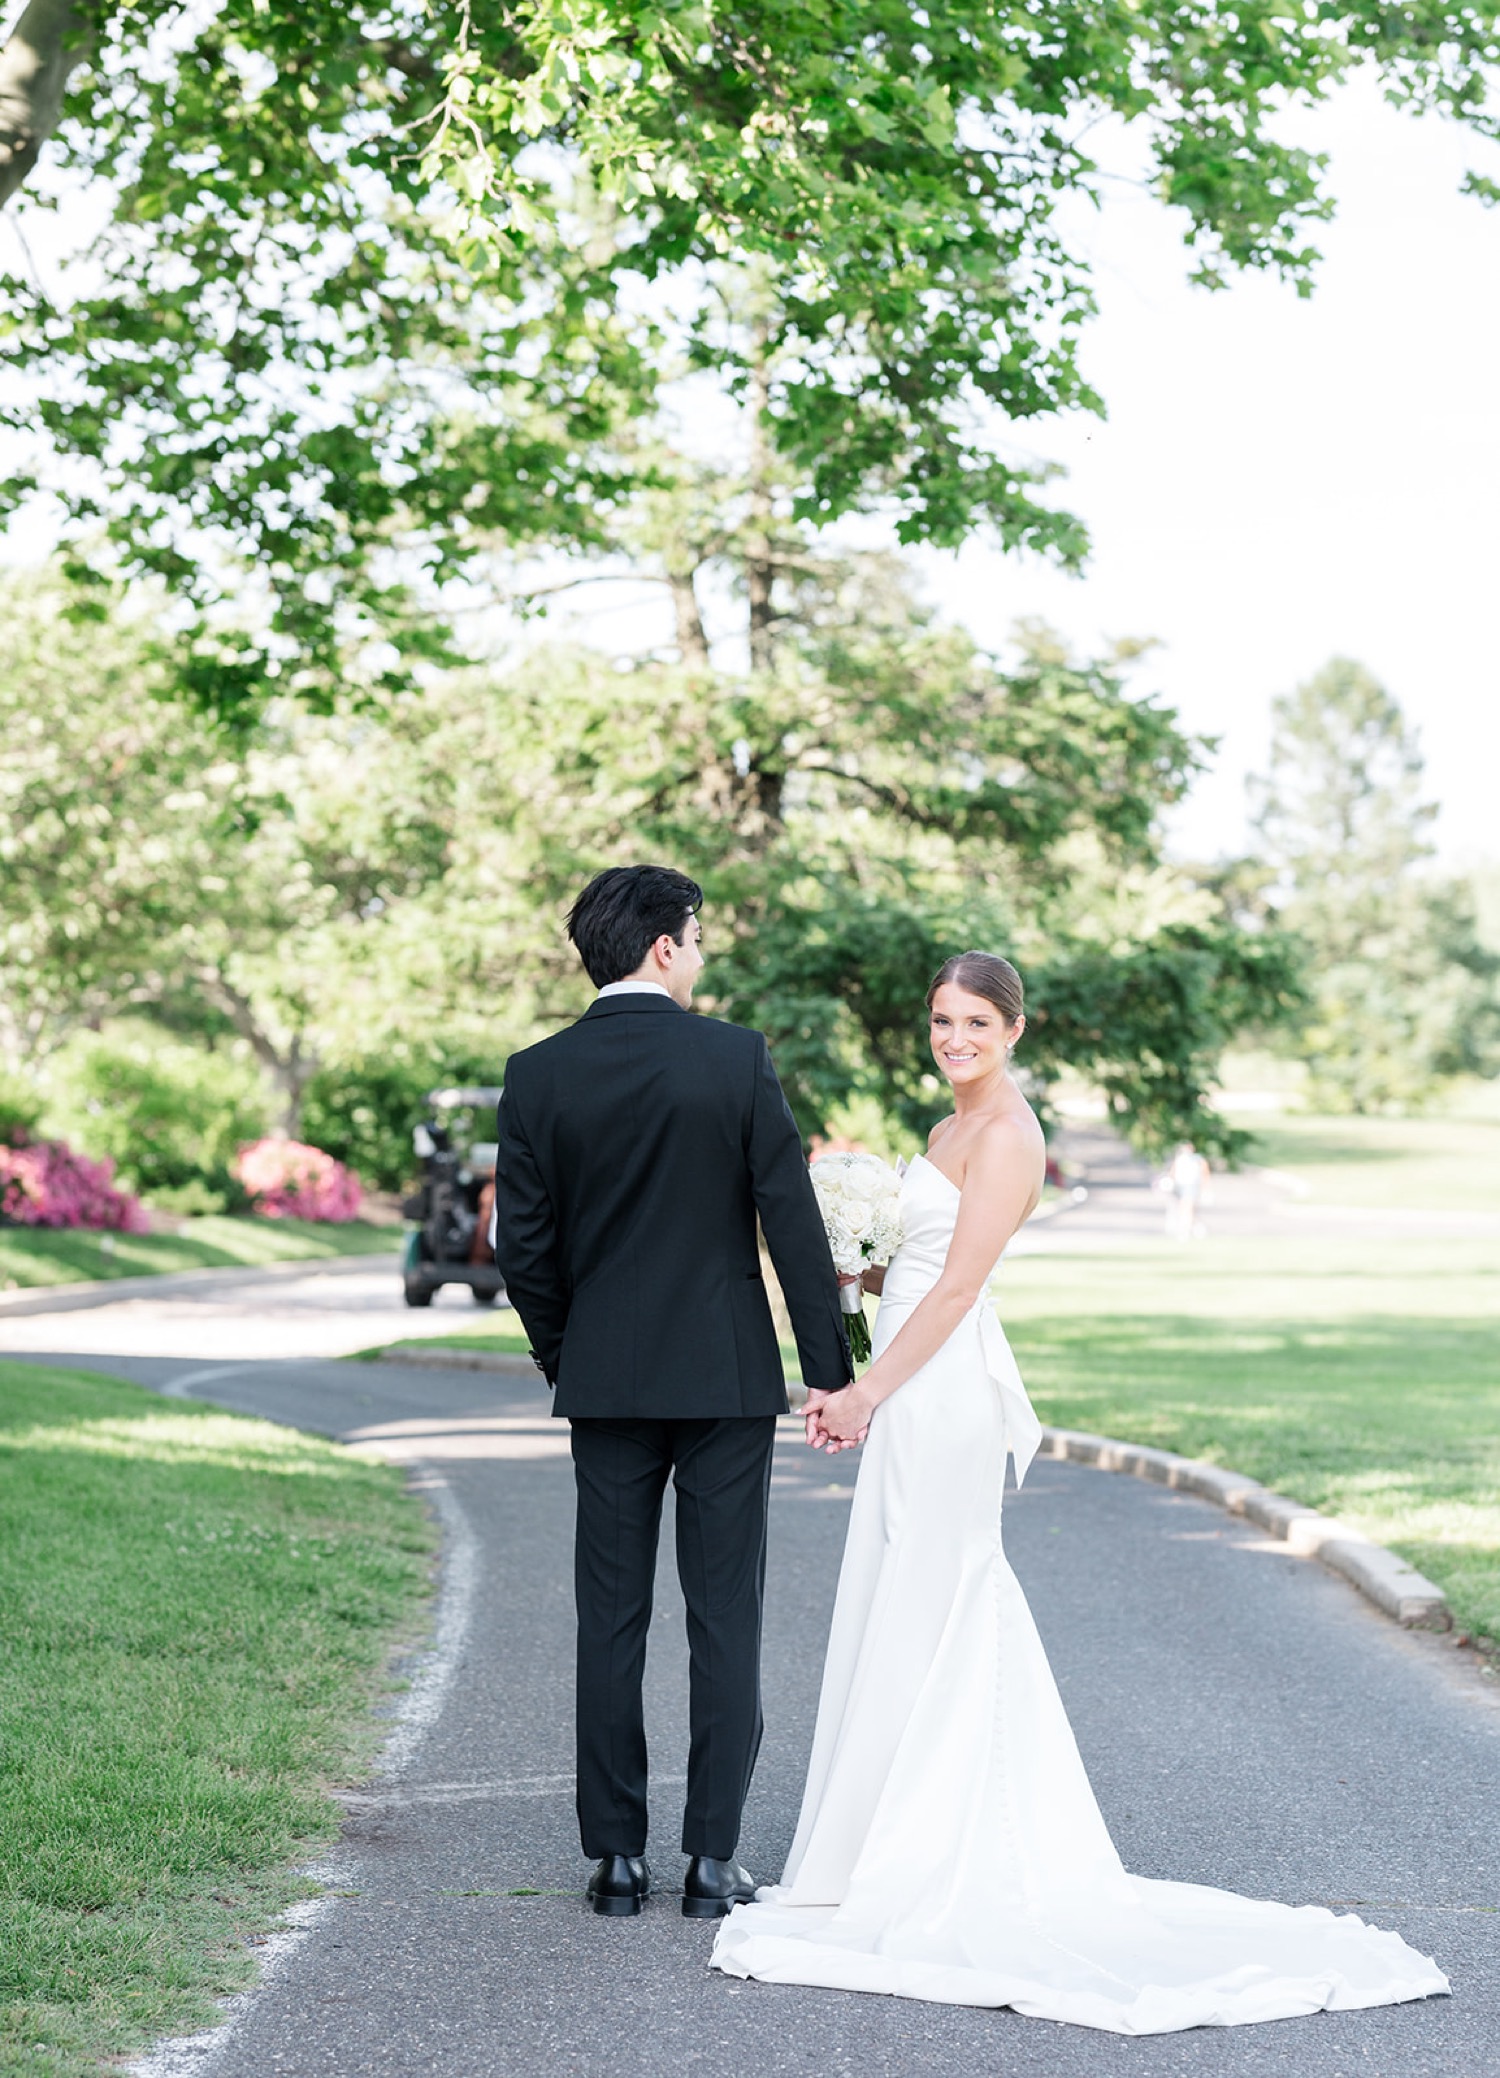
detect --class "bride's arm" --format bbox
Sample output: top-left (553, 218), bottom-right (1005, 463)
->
top-left (817, 1118), bottom-right (1041, 1442)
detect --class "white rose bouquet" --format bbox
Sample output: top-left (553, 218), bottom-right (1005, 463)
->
top-left (809, 1152), bottom-right (904, 1364)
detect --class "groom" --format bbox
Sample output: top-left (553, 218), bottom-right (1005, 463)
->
top-left (492, 865), bottom-right (853, 1918)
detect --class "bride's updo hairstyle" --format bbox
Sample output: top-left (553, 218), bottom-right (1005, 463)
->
top-left (925, 951), bottom-right (1025, 1027)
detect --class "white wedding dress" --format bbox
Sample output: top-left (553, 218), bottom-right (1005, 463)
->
top-left (711, 1154), bottom-right (1448, 2033)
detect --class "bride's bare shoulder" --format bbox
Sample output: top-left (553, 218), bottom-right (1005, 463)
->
top-left (974, 1103), bottom-right (1046, 1174)
top-left (926, 1115), bottom-right (957, 1151)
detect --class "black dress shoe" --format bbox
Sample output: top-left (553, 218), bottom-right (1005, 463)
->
top-left (586, 1855), bottom-right (651, 1917)
top-left (682, 1855), bottom-right (757, 1919)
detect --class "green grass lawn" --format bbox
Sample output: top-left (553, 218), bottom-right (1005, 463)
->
top-left (1233, 1107), bottom-right (1500, 1214)
top-left (0, 1363), bottom-right (434, 2078)
top-left (0, 1217), bottom-right (399, 1294)
top-left (351, 1319), bottom-right (534, 1362)
top-left (1001, 1234), bottom-right (1500, 1640)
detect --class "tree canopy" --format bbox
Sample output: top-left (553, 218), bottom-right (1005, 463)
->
top-left (0, 569), bottom-right (463, 1120)
top-left (0, 560), bottom-right (1304, 1163)
top-left (5, 1), bottom-right (1500, 719)
top-left (1250, 659), bottom-right (1500, 1110)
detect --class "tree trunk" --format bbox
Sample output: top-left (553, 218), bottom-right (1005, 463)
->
top-left (270, 1033), bottom-right (315, 1140)
top-left (0, 0), bottom-right (94, 211)
top-left (746, 321), bottom-right (774, 674)
top-left (668, 567), bottom-right (710, 669)
top-left (205, 976), bottom-right (317, 1137)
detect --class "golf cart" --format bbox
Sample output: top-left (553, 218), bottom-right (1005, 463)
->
top-left (399, 1086), bottom-right (508, 1308)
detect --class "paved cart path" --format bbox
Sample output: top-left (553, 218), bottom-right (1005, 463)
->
top-left (0, 1254), bottom-right (494, 1362)
top-left (1018, 1126), bottom-right (1500, 1252)
top-left (9, 1339), bottom-right (1495, 2078)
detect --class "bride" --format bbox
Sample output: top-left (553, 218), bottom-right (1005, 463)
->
top-left (710, 951), bottom-right (1447, 2034)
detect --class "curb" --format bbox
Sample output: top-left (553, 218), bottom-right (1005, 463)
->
top-left (0, 1249), bottom-right (401, 1318)
top-left (372, 1344), bottom-right (534, 1374)
top-left (1038, 1426), bottom-right (1450, 1632)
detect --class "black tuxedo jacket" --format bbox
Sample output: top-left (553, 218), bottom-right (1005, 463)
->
top-left (492, 993), bottom-right (852, 1419)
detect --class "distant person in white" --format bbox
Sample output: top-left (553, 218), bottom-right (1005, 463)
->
top-left (1163, 1141), bottom-right (1211, 1240)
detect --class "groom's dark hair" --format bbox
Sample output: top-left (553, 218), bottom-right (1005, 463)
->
top-left (566, 865), bottom-right (705, 987)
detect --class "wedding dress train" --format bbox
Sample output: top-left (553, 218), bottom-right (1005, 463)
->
top-left (711, 1154), bottom-right (1447, 2034)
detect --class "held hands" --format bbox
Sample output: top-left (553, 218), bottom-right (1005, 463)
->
top-left (803, 1384), bottom-right (873, 1453)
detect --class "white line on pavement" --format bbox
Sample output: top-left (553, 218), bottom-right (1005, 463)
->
top-left (128, 1459), bottom-right (479, 2078)
top-left (377, 1470), bottom-right (478, 1781)
top-left (154, 1362), bottom-right (260, 1399)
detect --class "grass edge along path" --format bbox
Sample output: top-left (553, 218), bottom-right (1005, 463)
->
top-left (0, 1363), bottom-right (435, 2078)
top-left (1002, 1234), bottom-right (1500, 1646)
top-left (350, 1320), bottom-right (533, 1363)
top-left (0, 1218), bottom-right (400, 1295)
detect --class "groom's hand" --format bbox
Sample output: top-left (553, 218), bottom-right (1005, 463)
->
top-left (803, 1387), bottom-right (867, 1453)
top-left (818, 1384), bottom-right (872, 1448)
top-left (802, 1389), bottom-right (850, 1453)
top-left (802, 1388), bottom-right (833, 1451)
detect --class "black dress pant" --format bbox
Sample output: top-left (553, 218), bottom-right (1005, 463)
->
top-left (569, 1415), bottom-right (778, 1862)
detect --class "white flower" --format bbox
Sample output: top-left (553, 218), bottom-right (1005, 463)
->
top-left (810, 1152), bottom-right (904, 1277)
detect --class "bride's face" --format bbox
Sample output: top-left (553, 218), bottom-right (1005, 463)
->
top-left (929, 984), bottom-right (1021, 1090)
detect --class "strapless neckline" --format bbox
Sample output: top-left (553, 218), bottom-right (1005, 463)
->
top-left (911, 1151), bottom-right (960, 1198)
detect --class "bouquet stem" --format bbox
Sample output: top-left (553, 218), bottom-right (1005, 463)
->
top-left (839, 1281), bottom-right (872, 1365)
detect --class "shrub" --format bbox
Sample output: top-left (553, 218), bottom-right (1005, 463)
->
top-left (0, 1134), bottom-right (149, 1231)
top-left (0, 1071), bottom-right (43, 1145)
top-left (233, 1139), bottom-right (362, 1222)
top-left (43, 1026), bottom-right (271, 1208)
top-left (300, 1051), bottom-right (497, 1192)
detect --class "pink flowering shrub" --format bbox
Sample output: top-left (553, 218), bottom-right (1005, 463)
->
top-left (0, 1134), bottom-right (150, 1232)
top-left (233, 1138), bottom-right (362, 1222)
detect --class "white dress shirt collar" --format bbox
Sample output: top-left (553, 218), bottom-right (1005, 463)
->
top-left (595, 980), bottom-right (672, 1000)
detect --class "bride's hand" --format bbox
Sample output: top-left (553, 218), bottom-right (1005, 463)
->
top-left (818, 1384), bottom-right (873, 1446)
top-left (803, 1387), bottom-right (852, 1451)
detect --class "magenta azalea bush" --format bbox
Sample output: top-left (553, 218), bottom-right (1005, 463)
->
top-left (233, 1138), bottom-right (362, 1222)
top-left (0, 1134), bottom-right (150, 1232)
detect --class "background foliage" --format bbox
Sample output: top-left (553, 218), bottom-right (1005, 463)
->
top-left (6, 2), bottom-right (1500, 721)
top-left (43, 1025), bottom-right (268, 1213)
top-left (4, 4), bottom-right (1498, 1194)
top-left (1246, 660), bottom-right (1500, 1112)
top-left (0, 555), bottom-right (1307, 1183)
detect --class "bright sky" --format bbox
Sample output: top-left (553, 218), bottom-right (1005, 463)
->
top-left (911, 74), bottom-right (1500, 870)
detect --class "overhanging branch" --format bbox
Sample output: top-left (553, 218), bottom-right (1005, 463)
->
top-left (0, 0), bottom-right (95, 211)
